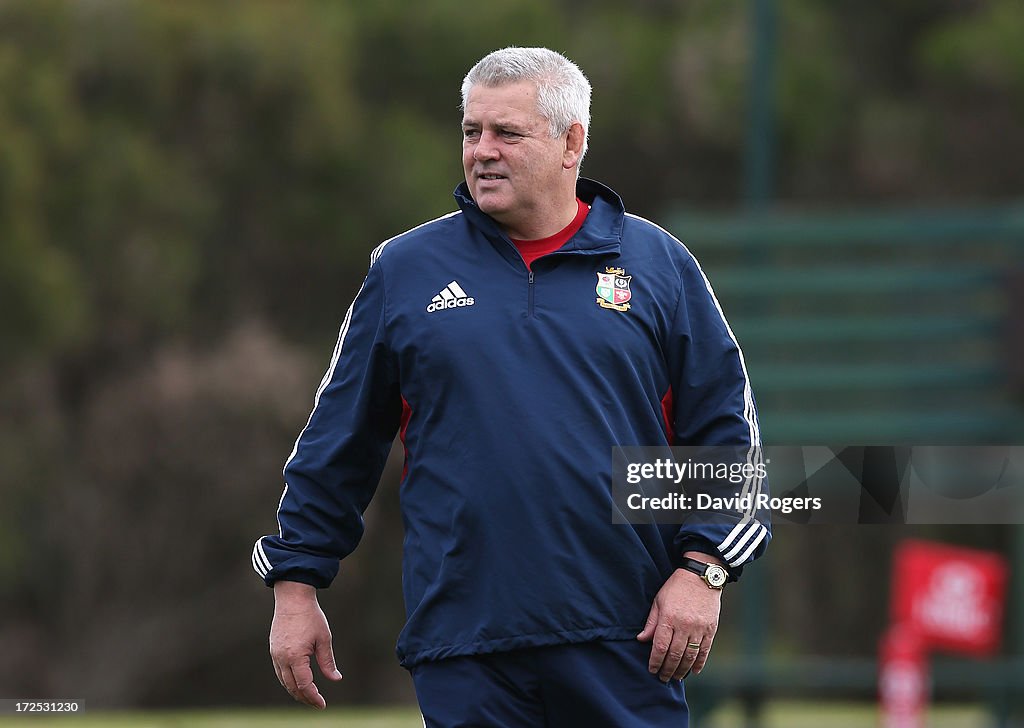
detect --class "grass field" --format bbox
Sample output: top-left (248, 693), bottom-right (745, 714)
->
top-left (0, 708), bottom-right (421, 728)
top-left (0, 702), bottom-right (994, 727)
top-left (710, 701), bottom-right (990, 727)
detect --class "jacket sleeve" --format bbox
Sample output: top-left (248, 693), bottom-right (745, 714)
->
top-left (665, 254), bottom-right (771, 580)
top-left (251, 260), bottom-right (400, 589)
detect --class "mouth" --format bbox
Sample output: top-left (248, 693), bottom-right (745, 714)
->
top-left (476, 173), bottom-right (507, 182)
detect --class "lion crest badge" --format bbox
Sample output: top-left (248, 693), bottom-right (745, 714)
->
top-left (596, 267), bottom-right (632, 312)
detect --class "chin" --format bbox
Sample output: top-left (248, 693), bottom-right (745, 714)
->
top-left (474, 193), bottom-right (510, 217)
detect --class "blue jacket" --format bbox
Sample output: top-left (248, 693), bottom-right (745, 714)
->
top-left (252, 179), bottom-right (770, 667)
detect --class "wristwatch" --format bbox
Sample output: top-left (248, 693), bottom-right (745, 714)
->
top-left (679, 557), bottom-right (729, 590)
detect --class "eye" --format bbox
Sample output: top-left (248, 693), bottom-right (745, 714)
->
top-left (500, 130), bottom-right (522, 139)
top-left (463, 128), bottom-right (480, 139)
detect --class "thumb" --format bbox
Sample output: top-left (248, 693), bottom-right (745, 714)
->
top-left (637, 601), bottom-right (660, 642)
top-left (315, 637), bottom-right (343, 681)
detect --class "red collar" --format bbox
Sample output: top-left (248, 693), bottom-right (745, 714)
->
top-left (510, 198), bottom-right (590, 271)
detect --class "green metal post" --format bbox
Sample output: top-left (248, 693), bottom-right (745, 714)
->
top-left (741, 0), bottom-right (775, 726)
top-left (1008, 525), bottom-right (1024, 726)
top-left (743, 0), bottom-right (776, 211)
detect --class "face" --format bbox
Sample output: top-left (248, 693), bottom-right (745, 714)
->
top-left (462, 81), bottom-right (581, 237)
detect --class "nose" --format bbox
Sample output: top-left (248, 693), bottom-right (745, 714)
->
top-left (473, 131), bottom-right (500, 162)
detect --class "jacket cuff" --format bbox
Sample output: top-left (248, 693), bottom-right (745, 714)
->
top-left (253, 538), bottom-right (340, 589)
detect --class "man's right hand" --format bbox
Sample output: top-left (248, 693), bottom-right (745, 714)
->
top-left (269, 580), bottom-right (343, 709)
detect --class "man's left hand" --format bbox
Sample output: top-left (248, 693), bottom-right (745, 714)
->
top-left (636, 557), bottom-right (723, 682)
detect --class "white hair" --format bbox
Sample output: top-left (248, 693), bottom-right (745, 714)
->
top-left (461, 47), bottom-right (592, 169)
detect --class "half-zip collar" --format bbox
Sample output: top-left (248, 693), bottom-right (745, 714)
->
top-left (453, 177), bottom-right (624, 269)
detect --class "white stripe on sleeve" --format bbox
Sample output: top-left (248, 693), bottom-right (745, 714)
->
top-left (730, 525), bottom-right (769, 567)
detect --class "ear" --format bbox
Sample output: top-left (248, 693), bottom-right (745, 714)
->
top-left (562, 122), bottom-right (585, 170)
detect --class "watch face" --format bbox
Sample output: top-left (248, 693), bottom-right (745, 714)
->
top-left (705, 565), bottom-right (728, 588)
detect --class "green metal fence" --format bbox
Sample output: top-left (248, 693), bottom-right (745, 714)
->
top-left (671, 205), bottom-right (1024, 445)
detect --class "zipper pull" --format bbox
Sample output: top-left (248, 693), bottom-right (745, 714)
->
top-left (529, 271), bottom-right (535, 284)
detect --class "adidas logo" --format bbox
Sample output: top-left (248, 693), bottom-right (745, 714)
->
top-left (426, 280), bottom-right (475, 313)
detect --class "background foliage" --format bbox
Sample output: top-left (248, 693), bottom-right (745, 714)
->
top-left (1, 0), bottom-right (1022, 708)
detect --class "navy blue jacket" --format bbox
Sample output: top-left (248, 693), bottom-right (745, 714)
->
top-left (252, 179), bottom-right (770, 667)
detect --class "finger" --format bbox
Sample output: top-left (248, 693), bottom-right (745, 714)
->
top-left (276, 658), bottom-right (301, 701)
top-left (672, 639), bottom-right (703, 680)
top-left (290, 657), bottom-right (327, 710)
top-left (315, 636), bottom-right (343, 681)
top-left (647, 623), bottom-right (675, 675)
top-left (658, 631), bottom-right (691, 683)
top-left (690, 636), bottom-right (715, 676)
top-left (637, 602), bottom-right (660, 642)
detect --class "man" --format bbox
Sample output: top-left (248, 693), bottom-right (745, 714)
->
top-left (252, 47), bottom-right (770, 726)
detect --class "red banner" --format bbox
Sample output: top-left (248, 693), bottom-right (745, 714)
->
top-left (891, 539), bottom-right (1008, 657)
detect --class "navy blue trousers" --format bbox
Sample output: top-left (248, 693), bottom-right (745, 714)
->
top-left (410, 639), bottom-right (688, 727)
